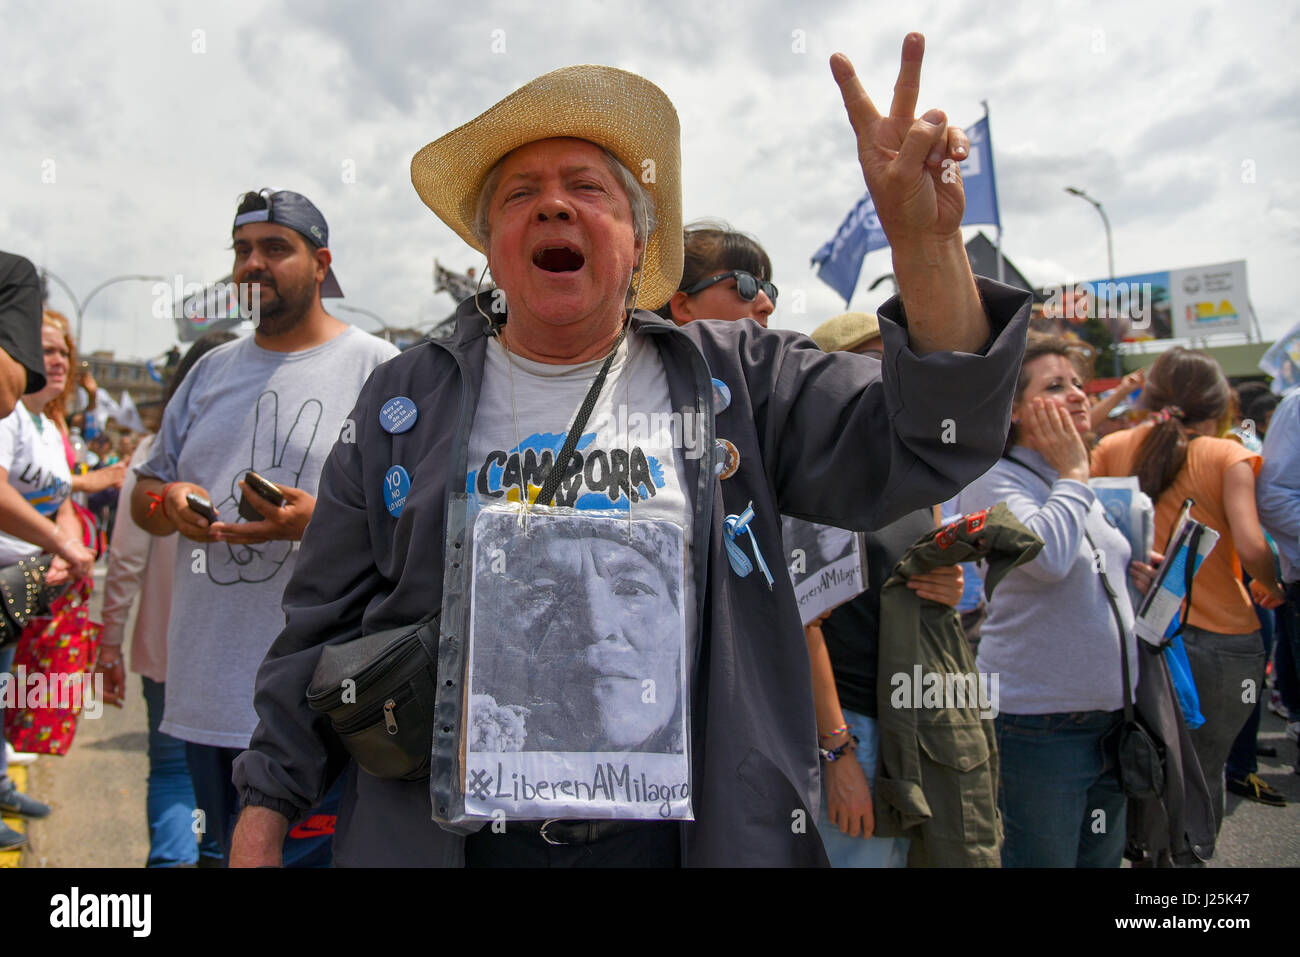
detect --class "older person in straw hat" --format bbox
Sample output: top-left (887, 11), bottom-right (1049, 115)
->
top-left (233, 34), bottom-right (1030, 868)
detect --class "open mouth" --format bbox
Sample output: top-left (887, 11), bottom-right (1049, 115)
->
top-left (532, 244), bottom-right (585, 273)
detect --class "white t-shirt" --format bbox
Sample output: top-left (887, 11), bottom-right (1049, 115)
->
top-left (467, 330), bottom-right (693, 528)
top-left (139, 327), bottom-right (401, 748)
top-left (0, 407), bottom-right (72, 566)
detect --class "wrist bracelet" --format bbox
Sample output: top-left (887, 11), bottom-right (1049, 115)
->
top-left (146, 482), bottom-right (176, 520)
top-left (818, 723), bottom-right (850, 743)
top-left (820, 734), bottom-right (859, 763)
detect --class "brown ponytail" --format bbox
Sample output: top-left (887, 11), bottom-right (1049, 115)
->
top-left (1133, 348), bottom-right (1230, 501)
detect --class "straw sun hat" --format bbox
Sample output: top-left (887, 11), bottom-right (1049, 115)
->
top-left (810, 312), bottom-right (882, 353)
top-left (410, 64), bottom-right (684, 310)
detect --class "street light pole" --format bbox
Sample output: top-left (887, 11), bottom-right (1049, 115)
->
top-left (41, 269), bottom-right (167, 350)
top-left (1064, 186), bottom-right (1120, 377)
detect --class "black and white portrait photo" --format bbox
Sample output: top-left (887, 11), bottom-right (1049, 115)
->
top-left (464, 509), bottom-right (692, 821)
top-left (781, 516), bottom-right (868, 626)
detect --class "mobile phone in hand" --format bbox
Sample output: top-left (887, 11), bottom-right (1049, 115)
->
top-left (239, 470), bottom-right (286, 521)
top-left (186, 492), bottom-right (217, 523)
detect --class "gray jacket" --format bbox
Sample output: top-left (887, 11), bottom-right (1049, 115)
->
top-left (233, 279), bottom-right (1031, 866)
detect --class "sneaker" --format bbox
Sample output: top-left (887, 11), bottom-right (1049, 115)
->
top-left (4, 743), bottom-right (37, 766)
top-left (0, 820), bottom-right (25, 851)
top-left (1288, 721), bottom-right (1300, 744)
top-left (1226, 773), bottom-right (1287, 806)
top-left (1268, 690), bottom-right (1288, 719)
top-left (0, 781), bottom-right (50, 818)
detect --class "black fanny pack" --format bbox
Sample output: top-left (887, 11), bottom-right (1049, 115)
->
top-left (306, 616), bottom-right (440, 781)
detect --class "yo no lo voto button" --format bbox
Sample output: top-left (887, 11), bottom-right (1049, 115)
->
top-left (380, 396), bottom-right (418, 434)
top-left (384, 465), bottom-right (411, 517)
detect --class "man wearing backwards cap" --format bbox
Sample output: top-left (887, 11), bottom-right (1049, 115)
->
top-left (130, 190), bottom-right (397, 865)
top-left (233, 35), bottom-right (1030, 867)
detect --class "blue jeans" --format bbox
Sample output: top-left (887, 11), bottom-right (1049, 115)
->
top-left (0, 646), bottom-right (13, 785)
top-left (1275, 583), bottom-right (1300, 718)
top-left (142, 677), bottom-right (221, 866)
top-left (186, 741), bottom-right (342, 867)
top-left (1180, 627), bottom-right (1265, 831)
top-left (995, 710), bottom-right (1127, 868)
top-left (816, 711), bottom-right (909, 868)
top-left (1226, 609), bottom-right (1275, 780)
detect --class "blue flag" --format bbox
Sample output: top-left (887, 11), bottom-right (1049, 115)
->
top-left (813, 112), bottom-right (1000, 303)
top-left (960, 116), bottom-right (1001, 228)
top-left (810, 191), bottom-right (889, 305)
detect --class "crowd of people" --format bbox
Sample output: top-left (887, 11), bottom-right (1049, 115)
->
top-left (0, 34), bottom-right (1296, 868)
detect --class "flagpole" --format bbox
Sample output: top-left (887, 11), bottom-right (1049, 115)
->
top-left (980, 99), bottom-right (1005, 285)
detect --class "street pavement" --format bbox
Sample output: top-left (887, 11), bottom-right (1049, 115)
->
top-left (21, 563), bottom-right (150, 867)
top-left (8, 560), bottom-right (1300, 867)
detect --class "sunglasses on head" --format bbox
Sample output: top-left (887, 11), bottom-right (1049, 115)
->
top-left (682, 270), bottom-right (778, 305)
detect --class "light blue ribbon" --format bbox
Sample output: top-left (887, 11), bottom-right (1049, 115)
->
top-left (723, 501), bottom-right (774, 589)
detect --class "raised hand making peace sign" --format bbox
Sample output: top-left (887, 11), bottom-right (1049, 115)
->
top-left (831, 34), bottom-right (990, 355)
top-left (832, 34), bottom-right (970, 244)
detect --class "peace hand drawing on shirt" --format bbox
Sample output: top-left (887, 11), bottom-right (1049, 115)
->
top-left (206, 391), bottom-right (322, 585)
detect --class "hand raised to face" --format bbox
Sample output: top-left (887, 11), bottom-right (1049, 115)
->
top-left (1020, 398), bottom-right (1090, 483)
top-left (831, 33), bottom-right (971, 246)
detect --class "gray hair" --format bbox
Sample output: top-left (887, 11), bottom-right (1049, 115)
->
top-left (471, 144), bottom-right (657, 251)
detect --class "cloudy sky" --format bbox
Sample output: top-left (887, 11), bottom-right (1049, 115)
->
top-left (2, 0), bottom-right (1296, 362)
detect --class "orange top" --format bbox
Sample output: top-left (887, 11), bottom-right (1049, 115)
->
top-left (1092, 423), bottom-right (1262, 635)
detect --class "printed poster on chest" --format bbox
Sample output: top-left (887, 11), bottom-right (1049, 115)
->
top-left (464, 506), bottom-right (691, 821)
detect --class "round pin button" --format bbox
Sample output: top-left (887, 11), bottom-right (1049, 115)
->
top-left (384, 465), bottom-right (411, 517)
top-left (379, 396), bottom-right (419, 434)
top-left (711, 378), bottom-right (731, 415)
top-left (715, 438), bottom-right (740, 480)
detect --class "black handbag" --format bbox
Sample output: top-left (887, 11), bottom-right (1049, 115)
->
top-left (1086, 530), bottom-right (1167, 799)
top-left (0, 554), bottom-right (56, 651)
top-left (306, 616), bottom-right (440, 781)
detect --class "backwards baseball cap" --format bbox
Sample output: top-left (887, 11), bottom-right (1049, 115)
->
top-left (231, 190), bottom-right (344, 298)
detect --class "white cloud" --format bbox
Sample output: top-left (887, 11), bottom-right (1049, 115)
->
top-left (2, 0), bottom-right (1295, 360)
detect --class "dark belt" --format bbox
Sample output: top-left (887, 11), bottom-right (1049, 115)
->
top-left (513, 819), bottom-right (667, 846)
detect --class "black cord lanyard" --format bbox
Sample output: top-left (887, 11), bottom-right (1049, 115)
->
top-left (533, 322), bottom-right (629, 508)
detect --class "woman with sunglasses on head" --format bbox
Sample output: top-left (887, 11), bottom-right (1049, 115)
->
top-left (657, 221), bottom-right (777, 328)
